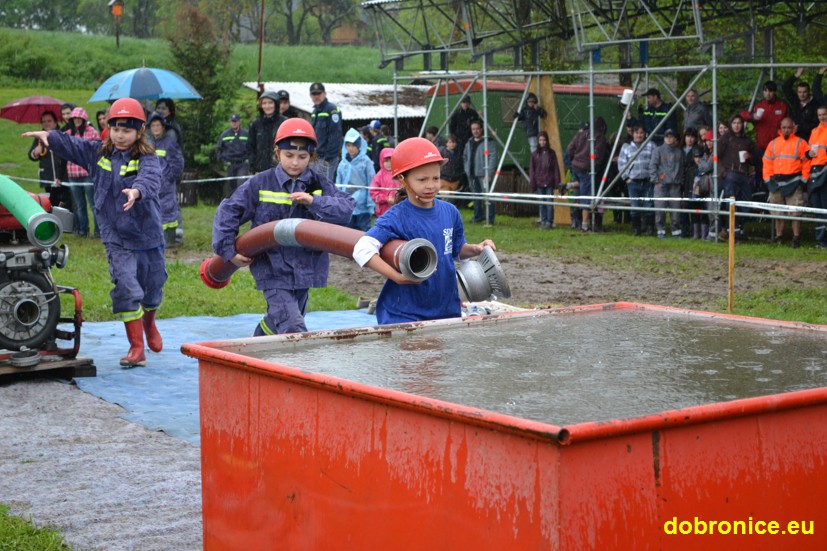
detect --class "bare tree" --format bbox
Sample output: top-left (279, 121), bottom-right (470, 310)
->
top-left (305, 0), bottom-right (357, 45)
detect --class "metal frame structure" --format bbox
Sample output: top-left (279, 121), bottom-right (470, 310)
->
top-left (362, 0), bottom-right (827, 230)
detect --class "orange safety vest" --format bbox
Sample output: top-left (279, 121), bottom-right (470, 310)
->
top-left (762, 132), bottom-right (811, 181)
top-left (809, 122), bottom-right (827, 166)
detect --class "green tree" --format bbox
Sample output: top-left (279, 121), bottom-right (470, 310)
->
top-left (165, 3), bottom-right (242, 171)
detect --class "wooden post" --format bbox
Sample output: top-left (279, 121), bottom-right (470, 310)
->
top-left (539, 75), bottom-right (570, 226)
top-left (727, 197), bottom-right (735, 313)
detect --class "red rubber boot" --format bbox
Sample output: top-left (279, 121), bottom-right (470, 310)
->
top-left (142, 309), bottom-right (163, 353)
top-left (120, 319), bottom-right (146, 368)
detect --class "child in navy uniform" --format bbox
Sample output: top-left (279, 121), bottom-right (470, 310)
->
top-left (212, 118), bottom-right (355, 336)
top-left (147, 113), bottom-right (184, 247)
top-left (353, 137), bottom-right (496, 325)
top-left (24, 98), bottom-right (167, 368)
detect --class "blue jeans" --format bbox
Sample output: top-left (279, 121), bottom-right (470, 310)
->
top-left (536, 187), bottom-right (554, 225)
top-left (721, 172), bottom-right (752, 234)
top-left (69, 178), bottom-right (97, 237)
top-left (627, 179), bottom-right (654, 220)
top-left (469, 176), bottom-right (495, 224)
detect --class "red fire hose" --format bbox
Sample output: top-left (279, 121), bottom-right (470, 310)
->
top-left (200, 218), bottom-right (438, 289)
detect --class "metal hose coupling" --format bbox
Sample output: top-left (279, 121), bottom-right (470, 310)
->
top-left (394, 238), bottom-right (438, 283)
top-left (456, 245), bottom-right (511, 302)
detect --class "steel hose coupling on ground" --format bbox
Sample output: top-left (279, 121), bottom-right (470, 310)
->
top-left (200, 218), bottom-right (438, 289)
top-left (0, 174), bottom-right (64, 248)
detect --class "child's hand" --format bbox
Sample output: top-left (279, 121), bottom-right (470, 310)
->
top-left (289, 191), bottom-right (313, 205)
top-left (230, 254), bottom-right (253, 268)
top-left (460, 239), bottom-right (496, 260)
top-left (23, 130), bottom-right (49, 147)
top-left (473, 239), bottom-right (496, 253)
top-left (122, 188), bottom-right (141, 211)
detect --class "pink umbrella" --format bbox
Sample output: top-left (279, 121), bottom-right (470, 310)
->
top-left (0, 95), bottom-right (66, 124)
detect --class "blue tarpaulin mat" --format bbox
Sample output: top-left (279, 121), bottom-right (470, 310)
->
top-left (74, 310), bottom-right (377, 445)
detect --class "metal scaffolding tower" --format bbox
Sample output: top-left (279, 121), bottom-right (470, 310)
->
top-left (362, 0), bottom-right (827, 228)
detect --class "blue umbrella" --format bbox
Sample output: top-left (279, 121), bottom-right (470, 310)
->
top-left (89, 67), bottom-right (202, 102)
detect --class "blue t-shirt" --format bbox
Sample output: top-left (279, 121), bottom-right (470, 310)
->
top-left (366, 199), bottom-right (467, 324)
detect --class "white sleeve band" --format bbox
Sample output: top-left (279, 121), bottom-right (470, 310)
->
top-left (353, 235), bottom-right (382, 267)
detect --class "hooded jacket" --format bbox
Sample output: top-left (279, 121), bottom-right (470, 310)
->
top-left (566, 117), bottom-right (608, 174)
top-left (717, 122), bottom-right (760, 178)
top-left (529, 131), bottom-right (561, 190)
top-left (247, 108), bottom-right (287, 173)
top-left (369, 148), bottom-right (398, 217)
top-left (336, 128), bottom-right (376, 217)
top-left (649, 139), bottom-right (684, 185)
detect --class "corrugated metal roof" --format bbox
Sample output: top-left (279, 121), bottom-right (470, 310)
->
top-left (243, 81), bottom-right (429, 120)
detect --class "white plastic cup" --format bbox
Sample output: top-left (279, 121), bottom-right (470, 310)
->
top-left (755, 107), bottom-right (765, 120)
top-left (739, 150), bottom-right (747, 163)
top-left (620, 89), bottom-right (634, 106)
top-left (812, 144), bottom-right (819, 156)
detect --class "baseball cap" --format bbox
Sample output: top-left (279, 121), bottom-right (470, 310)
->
top-left (370, 120), bottom-right (381, 130)
top-left (703, 130), bottom-right (714, 141)
top-left (460, 96), bottom-right (471, 103)
top-left (663, 129), bottom-right (678, 138)
top-left (229, 113), bottom-right (240, 122)
top-left (309, 82), bottom-right (325, 93)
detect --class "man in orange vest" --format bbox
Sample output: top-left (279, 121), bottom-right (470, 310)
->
top-left (763, 117), bottom-right (811, 248)
top-left (808, 105), bottom-right (827, 249)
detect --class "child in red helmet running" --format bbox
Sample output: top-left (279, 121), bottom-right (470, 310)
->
top-left (23, 97), bottom-right (166, 368)
top-left (212, 118), bottom-right (355, 336)
top-left (353, 137), bottom-right (496, 324)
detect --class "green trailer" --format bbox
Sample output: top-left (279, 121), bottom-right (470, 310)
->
top-left (424, 79), bottom-right (628, 168)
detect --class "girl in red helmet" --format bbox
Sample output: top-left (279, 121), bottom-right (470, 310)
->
top-left (353, 137), bottom-right (496, 325)
top-left (212, 118), bottom-right (355, 336)
top-left (23, 97), bottom-right (167, 368)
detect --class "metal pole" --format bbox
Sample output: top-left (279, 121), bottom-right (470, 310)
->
top-left (482, 55), bottom-right (491, 224)
top-left (711, 45), bottom-right (720, 241)
top-left (256, 0), bottom-right (265, 93)
top-left (727, 198), bottom-right (735, 312)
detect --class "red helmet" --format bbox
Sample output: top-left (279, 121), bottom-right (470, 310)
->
top-left (390, 137), bottom-right (446, 178)
top-left (274, 118), bottom-right (317, 151)
top-left (108, 98), bottom-right (146, 123)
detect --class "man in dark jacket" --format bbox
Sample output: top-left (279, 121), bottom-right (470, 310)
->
top-left (216, 113), bottom-right (249, 196)
top-left (248, 91), bottom-right (287, 174)
top-left (638, 88), bottom-right (677, 146)
top-left (783, 68), bottom-right (820, 141)
top-left (449, 96), bottom-right (479, 150)
top-left (277, 90), bottom-right (300, 119)
top-left (309, 82), bottom-right (343, 181)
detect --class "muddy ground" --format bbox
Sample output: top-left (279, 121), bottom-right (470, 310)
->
top-left (327, 248), bottom-right (824, 313)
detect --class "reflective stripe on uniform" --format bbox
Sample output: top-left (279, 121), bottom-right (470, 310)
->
top-left (259, 190), bottom-right (292, 204)
top-left (258, 318), bottom-right (275, 335)
top-left (98, 158), bottom-right (112, 171)
top-left (162, 220), bottom-right (179, 230)
top-left (115, 305), bottom-right (144, 323)
top-left (120, 159), bottom-right (140, 176)
top-left (156, 149), bottom-right (167, 157)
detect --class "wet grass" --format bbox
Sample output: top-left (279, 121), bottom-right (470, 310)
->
top-left (0, 505), bottom-right (72, 550)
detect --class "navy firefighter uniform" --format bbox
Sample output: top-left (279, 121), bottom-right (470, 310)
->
top-left (212, 164), bottom-right (355, 335)
top-left (310, 90), bottom-right (344, 179)
top-left (148, 113), bottom-right (185, 245)
top-left (46, 130), bottom-right (167, 320)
